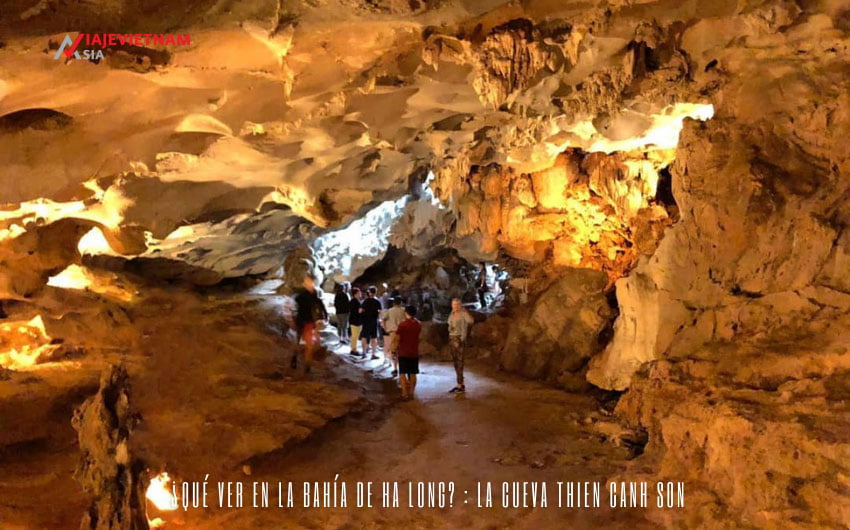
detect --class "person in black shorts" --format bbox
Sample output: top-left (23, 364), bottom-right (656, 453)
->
top-left (359, 285), bottom-right (382, 359)
top-left (395, 305), bottom-right (422, 400)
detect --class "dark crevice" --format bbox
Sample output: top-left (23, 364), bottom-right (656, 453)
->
top-left (654, 166), bottom-right (678, 216)
top-left (0, 108), bottom-right (73, 133)
top-left (730, 285), bottom-right (764, 299)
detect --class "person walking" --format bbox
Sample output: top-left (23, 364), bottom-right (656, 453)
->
top-left (291, 274), bottom-right (327, 373)
top-left (381, 297), bottom-right (406, 376)
top-left (359, 286), bottom-right (382, 359)
top-left (395, 305), bottom-right (422, 400)
top-left (334, 283), bottom-right (350, 345)
top-left (378, 283), bottom-right (390, 348)
top-left (348, 287), bottom-right (363, 357)
top-left (476, 262), bottom-right (489, 309)
top-left (447, 297), bottom-right (474, 393)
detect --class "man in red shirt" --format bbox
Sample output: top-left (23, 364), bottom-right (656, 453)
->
top-left (395, 305), bottom-right (422, 400)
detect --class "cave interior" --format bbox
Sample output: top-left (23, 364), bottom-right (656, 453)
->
top-left (1, 0), bottom-right (850, 528)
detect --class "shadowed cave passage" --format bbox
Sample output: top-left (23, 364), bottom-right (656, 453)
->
top-left (2, 1), bottom-right (850, 528)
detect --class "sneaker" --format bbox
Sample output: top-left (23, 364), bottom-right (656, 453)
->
top-left (391, 370), bottom-right (398, 377)
top-left (371, 354), bottom-right (380, 360)
top-left (349, 351), bottom-right (359, 356)
top-left (448, 386), bottom-right (465, 394)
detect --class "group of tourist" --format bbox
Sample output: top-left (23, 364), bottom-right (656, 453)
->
top-left (331, 282), bottom-right (426, 399)
top-left (290, 272), bottom-right (479, 399)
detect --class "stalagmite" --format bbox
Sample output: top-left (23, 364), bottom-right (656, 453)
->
top-left (72, 365), bottom-right (149, 530)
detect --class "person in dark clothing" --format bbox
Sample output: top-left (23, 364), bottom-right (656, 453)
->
top-left (476, 261), bottom-right (488, 309)
top-left (348, 287), bottom-right (363, 357)
top-left (334, 283), bottom-right (350, 345)
top-left (359, 285), bottom-right (382, 359)
top-left (395, 305), bottom-right (422, 400)
top-left (291, 274), bottom-right (327, 373)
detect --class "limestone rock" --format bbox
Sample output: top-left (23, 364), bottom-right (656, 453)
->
top-left (280, 245), bottom-right (323, 295)
top-left (615, 305), bottom-right (850, 527)
top-left (72, 365), bottom-right (148, 530)
top-left (499, 268), bottom-right (615, 391)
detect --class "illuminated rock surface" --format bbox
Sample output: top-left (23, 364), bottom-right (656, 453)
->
top-left (1, 0), bottom-right (850, 527)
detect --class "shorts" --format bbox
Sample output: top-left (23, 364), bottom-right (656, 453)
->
top-left (387, 332), bottom-right (398, 353)
top-left (361, 322), bottom-right (379, 340)
top-left (297, 322), bottom-right (316, 348)
top-left (398, 356), bottom-right (419, 375)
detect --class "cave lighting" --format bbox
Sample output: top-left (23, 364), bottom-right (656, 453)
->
top-left (312, 196), bottom-right (409, 278)
top-left (0, 346), bottom-right (42, 370)
top-left (590, 103), bottom-right (715, 153)
top-left (46, 263), bottom-right (138, 302)
top-left (0, 315), bottom-right (50, 370)
top-left (1, 191), bottom-right (128, 250)
top-left (0, 198), bottom-right (86, 242)
top-left (146, 472), bottom-right (179, 511)
top-left (82, 177), bottom-right (107, 201)
top-left (564, 103), bottom-right (715, 154)
top-left (423, 170), bottom-right (446, 209)
top-left (0, 223), bottom-right (26, 241)
top-left (77, 226), bottom-right (115, 255)
top-left (46, 264), bottom-right (95, 290)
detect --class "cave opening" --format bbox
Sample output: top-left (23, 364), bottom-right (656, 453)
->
top-left (346, 245), bottom-right (511, 321)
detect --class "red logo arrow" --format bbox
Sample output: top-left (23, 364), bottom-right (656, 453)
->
top-left (63, 33), bottom-right (85, 59)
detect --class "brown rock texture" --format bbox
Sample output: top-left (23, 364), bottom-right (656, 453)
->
top-left (72, 365), bottom-right (149, 530)
top-left (498, 267), bottom-right (615, 391)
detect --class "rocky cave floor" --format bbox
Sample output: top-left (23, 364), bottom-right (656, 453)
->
top-left (0, 278), bottom-right (669, 529)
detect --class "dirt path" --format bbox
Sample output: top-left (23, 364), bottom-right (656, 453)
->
top-left (170, 341), bottom-right (656, 529)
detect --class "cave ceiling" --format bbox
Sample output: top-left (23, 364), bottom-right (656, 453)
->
top-left (1, 0), bottom-right (848, 295)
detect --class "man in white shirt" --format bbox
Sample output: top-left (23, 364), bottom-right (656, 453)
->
top-left (381, 297), bottom-right (406, 377)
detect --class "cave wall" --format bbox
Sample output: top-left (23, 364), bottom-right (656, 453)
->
top-left (582, 5), bottom-right (850, 525)
top-left (498, 267), bottom-right (615, 392)
top-left (588, 3), bottom-right (850, 390)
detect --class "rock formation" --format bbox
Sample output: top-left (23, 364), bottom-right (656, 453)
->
top-left (499, 268), bottom-right (615, 391)
top-left (72, 365), bottom-right (149, 530)
top-left (1, 0), bottom-right (850, 527)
